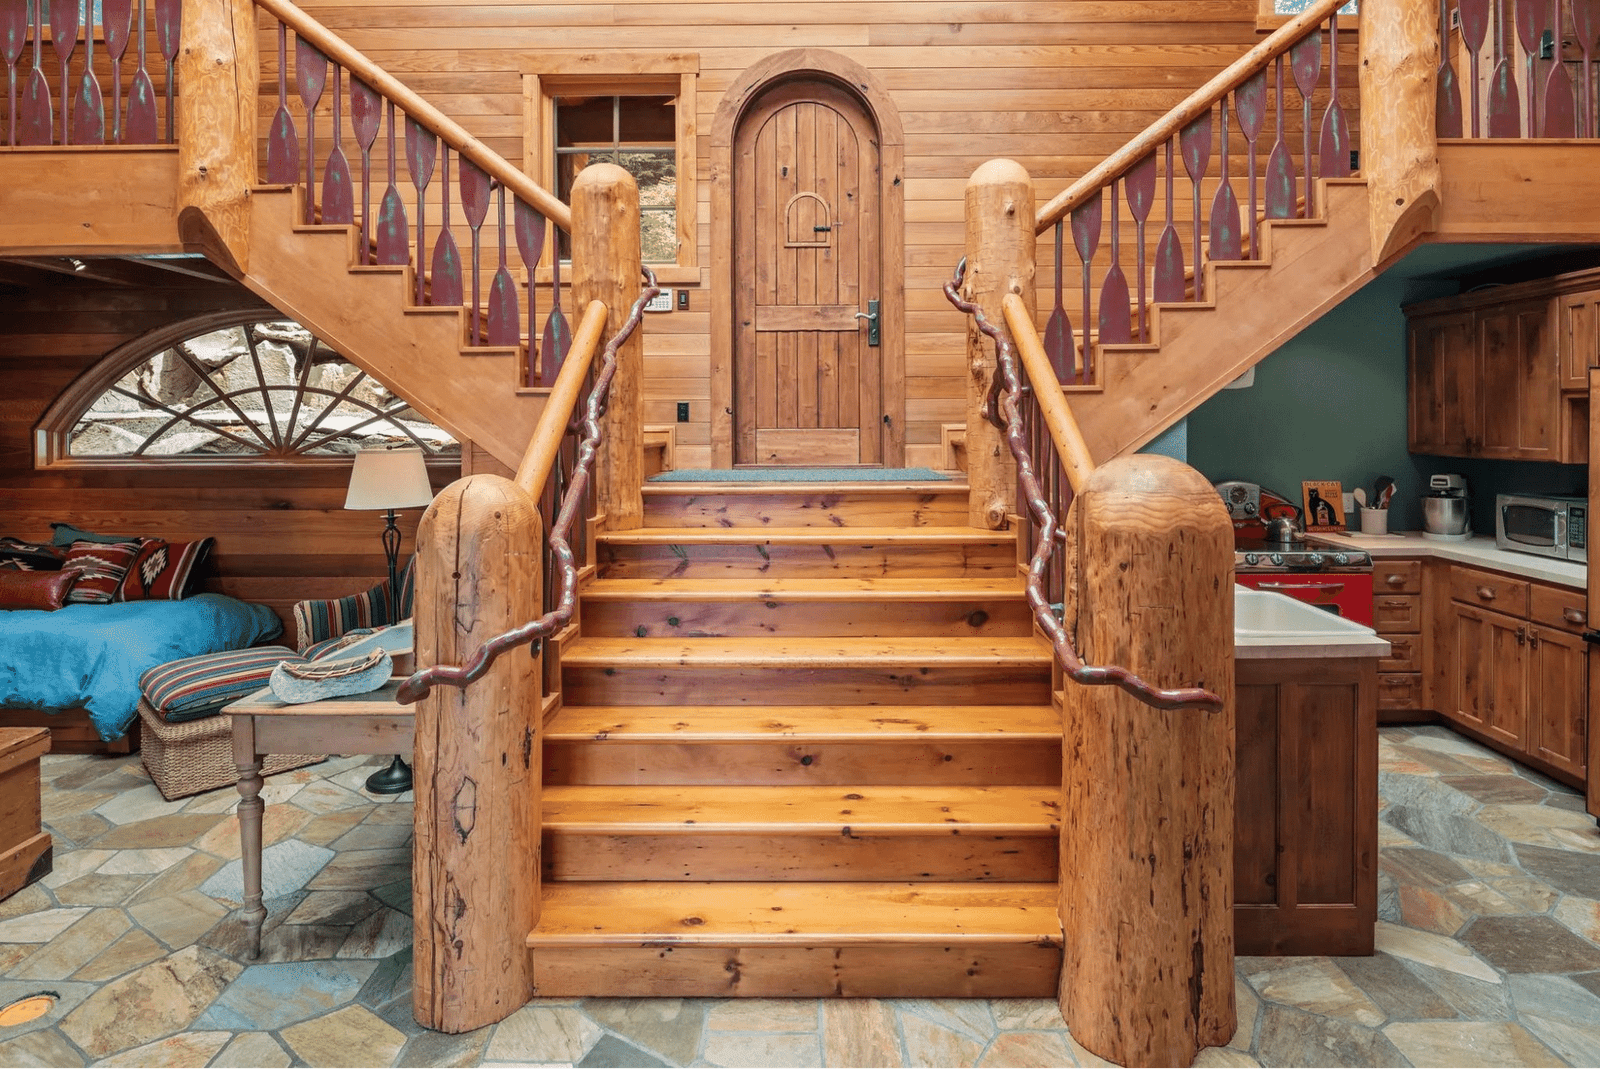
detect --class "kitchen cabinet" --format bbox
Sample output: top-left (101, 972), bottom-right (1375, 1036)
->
top-left (1477, 299), bottom-right (1559, 460)
top-left (1408, 311), bottom-right (1476, 455)
top-left (1372, 558), bottom-right (1426, 721)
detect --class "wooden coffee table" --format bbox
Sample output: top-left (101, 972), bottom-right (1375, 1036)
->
top-left (226, 682), bottom-right (414, 958)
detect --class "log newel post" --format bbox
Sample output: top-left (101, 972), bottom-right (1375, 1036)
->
top-left (1059, 455), bottom-right (1236, 1068)
top-left (175, 0), bottom-right (257, 276)
top-left (412, 476), bottom-right (543, 1034)
top-left (963, 159), bottom-right (1034, 530)
top-left (571, 163), bottom-right (644, 531)
top-left (1360, 0), bottom-right (1441, 265)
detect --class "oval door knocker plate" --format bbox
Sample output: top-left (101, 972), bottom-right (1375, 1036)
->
top-left (784, 191), bottom-right (834, 248)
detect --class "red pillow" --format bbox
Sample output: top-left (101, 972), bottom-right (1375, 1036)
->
top-left (118, 537), bottom-right (215, 602)
top-left (61, 540), bottom-right (144, 604)
top-left (0, 568), bottom-right (81, 611)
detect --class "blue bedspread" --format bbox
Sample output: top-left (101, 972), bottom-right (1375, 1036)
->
top-left (0, 594), bottom-right (283, 740)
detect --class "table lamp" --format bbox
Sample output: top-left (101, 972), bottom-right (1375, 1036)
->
top-left (344, 445), bottom-right (434, 794)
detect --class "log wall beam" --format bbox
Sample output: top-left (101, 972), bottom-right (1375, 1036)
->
top-left (175, 0), bottom-right (258, 276)
top-left (1360, 0), bottom-right (1441, 267)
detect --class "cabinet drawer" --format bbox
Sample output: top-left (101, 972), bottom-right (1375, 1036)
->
top-left (1378, 632), bottom-right (1422, 673)
top-left (1529, 583), bottom-right (1589, 633)
top-left (1449, 565), bottom-right (1530, 616)
top-left (1372, 594), bottom-right (1422, 632)
top-left (1373, 560), bottom-right (1423, 595)
top-left (1378, 673), bottom-right (1423, 711)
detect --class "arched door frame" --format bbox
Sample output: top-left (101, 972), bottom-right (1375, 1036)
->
top-left (709, 49), bottom-right (905, 467)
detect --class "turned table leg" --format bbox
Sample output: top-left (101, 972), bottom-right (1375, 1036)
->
top-left (232, 713), bottom-right (267, 960)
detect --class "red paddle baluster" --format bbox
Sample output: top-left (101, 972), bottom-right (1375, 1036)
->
top-left (350, 77), bottom-right (381, 262)
top-left (1290, 28), bottom-right (1323, 212)
top-left (487, 184), bottom-right (520, 346)
top-left (459, 157), bottom-right (491, 343)
top-left (321, 65), bottom-right (354, 225)
top-left (1, 0), bottom-right (23, 146)
top-left (1321, 14), bottom-right (1352, 175)
top-left (1265, 57), bottom-right (1297, 220)
top-left (1459, 0), bottom-right (1491, 135)
top-left (1516, 0), bottom-right (1543, 136)
top-left (406, 118), bottom-right (436, 305)
top-left (1439, 0), bottom-right (1466, 136)
top-left (17, 0), bottom-right (48, 144)
top-left (1098, 181), bottom-right (1131, 348)
top-left (1070, 194), bottom-right (1101, 383)
top-left (1180, 113), bottom-right (1211, 301)
top-left (1575, 0), bottom-right (1600, 134)
top-left (1124, 153), bottom-right (1156, 343)
top-left (296, 38), bottom-right (327, 225)
top-left (48, 0), bottom-right (77, 144)
top-left (514, 198), bottom-right (547, 386)
top-left (1235, 68), bottom-right (1267, 258)
top-left (124, 0), bottom-right (156, 144)
top-left (430, 146), bottom-right (464, 307)
top-left (1042, 223), bottom-right (1074, 382)
top-left (541, 237), bottom-right (571, 378)
top-left (1486, 0), bottom-right (1522, 135)
top-left (1544, 0), bottom-right (1577, 134)
top-left (1153, 138), bottom-right (1186, 306)
top-left (265, 22), bottom-right (297, 182)
top-left (1210, 96), bottom-right (1242, 262)
top-left (154, 0), bottom-right (178, 143)
top-left (70, 0), bottom-right (103, 144)
top-left (103, 0), bottom-right (131, 143)
top-left (375, 102), bottom-right (409, 265)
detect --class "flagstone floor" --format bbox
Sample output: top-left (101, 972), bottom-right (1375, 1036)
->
top-left (0, 724), bottom-right (1598, 1067)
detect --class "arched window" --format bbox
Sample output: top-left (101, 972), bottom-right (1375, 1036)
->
top-left (36, 310), bottom-right (459, 466)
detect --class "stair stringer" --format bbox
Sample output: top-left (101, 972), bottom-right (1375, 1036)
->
top-left (239, 185), bottom-right (541, 469)
top-left (1072, 178), bottom-right (1376, 463)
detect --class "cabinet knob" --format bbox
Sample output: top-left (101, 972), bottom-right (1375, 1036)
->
top-left (1529, 630), bottom-right (1541, 649)
top-left (1515, 625), bottom-right (1527, 645)
top-left (1477, 585), bottom-right (1497, 600)
top-left (1564, 607), bottom-right (1586, 625)
top-left (1385, 574), bottom-right (1406, 586)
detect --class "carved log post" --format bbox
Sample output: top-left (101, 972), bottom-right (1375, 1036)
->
top-left (1360, 0), bottom-right (1441, 266)
top-left (412, 476), bottom-right (542, 1033)
top-left (1059, 454), bottom-right (1235, 1068)
top-left (570, 163), bottom-right (644, 531)
top-left (963, 160), bottom-right (1033, 529)
top-left (175, 0), bottom-right (257, 276)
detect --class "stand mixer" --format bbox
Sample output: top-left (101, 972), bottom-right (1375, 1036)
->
top-left (1422, 473), bottom-right (1471, 540)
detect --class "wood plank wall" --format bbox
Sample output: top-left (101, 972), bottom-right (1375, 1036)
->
top-left (0, 268), bottom-right (454, 643)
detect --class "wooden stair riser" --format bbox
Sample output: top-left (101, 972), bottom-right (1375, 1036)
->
top-left (596, 538), bottom-right (1016, 579)
top-left (544, 738), bottom-right (1061, 786)
top-left (562, 664), bottom-right (1052, 706)
top-left (581, 595), bottom-right (1033, 639)
top-left (543, 831), bottom-right (1056, 882)
top-left (530, 943), bottom-right (1061, 998)
top-left (642, 490), bottom-right (969, 528)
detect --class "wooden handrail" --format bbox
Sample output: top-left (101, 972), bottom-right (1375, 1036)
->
top-left (514, 299), bottom-right (609, 498)
top-left (253, 0), bottom-right (573, 232)
top-left (1034, 0), bottom-right (1350, 234)
top-left (1002, 294), bottom-right (1096, 493)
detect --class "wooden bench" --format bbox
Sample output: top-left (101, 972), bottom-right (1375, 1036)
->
top-left (0, 727), bottom-right (53, 901)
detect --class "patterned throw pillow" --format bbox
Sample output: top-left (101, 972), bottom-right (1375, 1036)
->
top-left (60, 540), bottom-right (144, 604)
top-left (0, 538), bottom-right (66, 570)
top-left (140, 646), bottom-right (305, 722)
top-left (118, 537), bottom-right (216, 602)
top-left (0, 568), bottom-right (82, 611)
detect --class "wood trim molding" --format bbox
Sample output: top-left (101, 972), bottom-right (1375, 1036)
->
top-left (709, 49), bottom-right (906, 468)
top-left (520, 53), bottom-right (699, 76)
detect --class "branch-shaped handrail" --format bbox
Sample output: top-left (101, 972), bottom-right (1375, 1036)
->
top-left (254, 0), bottom-right (573, 234)
top-left (945, 260), bottom-right (1222, 712)
top-left (395, 267), bottom-right (660, 705)
top-left (1034, 0), bottom-right (1349, 234)
top-left (515, 300), bottom-right (609, 498)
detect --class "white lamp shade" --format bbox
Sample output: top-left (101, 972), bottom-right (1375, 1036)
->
top-left (345, 446), bottom-right (435, 510)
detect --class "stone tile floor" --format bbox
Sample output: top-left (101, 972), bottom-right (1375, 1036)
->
top-left (0, 725), bottom-right (1598, 1067)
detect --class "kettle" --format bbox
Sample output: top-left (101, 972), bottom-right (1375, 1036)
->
top-left (1422, 473), bottom-right (1471, 538)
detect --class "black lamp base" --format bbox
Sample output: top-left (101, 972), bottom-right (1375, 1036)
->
top-left (365, 756), bottom-right (413, 795)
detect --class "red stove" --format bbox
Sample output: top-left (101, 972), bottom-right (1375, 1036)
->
top-left (1216, 480), bottom-right (1375, 626)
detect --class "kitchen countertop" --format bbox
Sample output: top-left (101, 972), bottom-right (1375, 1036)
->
top-left (1306, 531), bottom-right (1586, 589)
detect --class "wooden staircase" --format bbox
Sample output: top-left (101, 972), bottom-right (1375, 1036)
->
top-left (530, 480), bottom-right (1066, 997)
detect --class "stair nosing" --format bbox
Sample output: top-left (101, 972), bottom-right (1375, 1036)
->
top-left (545, 705), bottom-right (1061, 742)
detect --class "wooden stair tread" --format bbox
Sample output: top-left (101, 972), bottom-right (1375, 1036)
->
top-left (562, 636), bottom-right (1049, 667)
top-left (546, 705), bottom-right (1060, 740)
top-left (583, 577), bottom-right (1025, 600)
top-left (643, 482), bottom-right (968, 496)
top-left (529, 882), bottom-right (1062, 946)
top-left (599, 526), bottom-right (1013, 545)
top-left (544, 785), bottom-right (1058, 833)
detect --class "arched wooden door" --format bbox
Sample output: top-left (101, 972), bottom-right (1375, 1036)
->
top-left (734, 79), bottom-right (884, 466)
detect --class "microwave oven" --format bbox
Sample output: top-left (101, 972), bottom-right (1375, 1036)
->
top-left (1495, 494), bottom-right (1588, 561)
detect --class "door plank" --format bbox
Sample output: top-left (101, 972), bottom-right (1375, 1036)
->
top-left (757, 305), bottom-right (859, 331)
top-left (756, 428), bottom-right (861, 466)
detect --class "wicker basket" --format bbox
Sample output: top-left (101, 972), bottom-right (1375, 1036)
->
top-left (137, 699), bottom-right (324, 801)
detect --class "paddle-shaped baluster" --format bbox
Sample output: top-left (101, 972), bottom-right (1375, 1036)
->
top-left (487, 185), bottom-right (520, 347)
top-left (124, 0), bottom-right (157, 144)
top-left (1290, 29), bottom-right (1322, 213)
top-left (1266, 56), bottom-right (1297, 219)
top-left (48, 0), bottom-right (77, 144)
top-left (154, 0), bottom-right (178, 142)
top-left (1516, 0), bottom-right (1543, 136)
top-left (265, 23), bottom-right (297, 182)
top-left (18, 0), bottom-right (50, 145)
top-left (1125, 153), bottom-right (1156, 343)
top-left (1153, 139), bottom-right (1185, 306)
top-left (70, 0), bottom-right (103, 144)
top-left (1438, 0), bottom-right (1466, 136)
top-left (514, 198), bottom-right (547, 386)
top-left (1210, 97), bottom-right (1242, 262)
top-left (1098, 182), bottom-right (1131, 350)
top-left (430, 146), bottom-right (463, 307)
top-left (1576, 0), bottom-right (1600, 134)
top-left (1071, 194), bottom-right (1101, 383)
top-left (460, 158), bottom-right (491, 343)
top-left (407, 120), bottom-right (436, 305)
top-left (1459, 0), bottom-right (1491, 135)
top-left (350, 78), bottom-right (380, 263)
top-left (1, 0), bottom-right (23, 146)
top-left (1544, 0), bottom-right (1577, 134)
top-left (1486, 0), bottom-right (1522, 136)
top-left (375, 102), bottom-right (409, 265)
top-left (321, 66), bottom-right (354, 225)
top-left (1042, 223), bottom-right (1074, 381)
top-left (296, 38), bottom-right (327, 224)
top-left (103, 0), bottom-right (132, 143)
top-left (541, 237), bottom-right (572, 377)
top-left (1180, 113), bottom-right (1211, 301)
top-left (1321, 14), bottom-right (1352, 175)
top-left (1235, 69), bottom-right (1267, 258)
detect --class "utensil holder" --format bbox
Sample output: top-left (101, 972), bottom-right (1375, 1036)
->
top-left (1359, 507), bottom-right (1389, 535)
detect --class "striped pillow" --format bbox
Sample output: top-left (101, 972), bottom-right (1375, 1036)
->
top-left (61, 540), bottom-right (143, 604)
top-left (140, 646), bottom-right (305, 722)
top-left (292, 558), bottom-right (416, 652)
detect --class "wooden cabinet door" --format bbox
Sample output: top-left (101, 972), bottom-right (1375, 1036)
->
top-left (1409, 311), bottom-right (1476, 454)
top-left (1449, 603), bottom-right (1527, 748)
top-left (1478, 299), bottom-right (1559, 460)
top-left (1527, 626), bottom-right (1588, 780)
top-left (1558, 288), bottom-right (1600, 392)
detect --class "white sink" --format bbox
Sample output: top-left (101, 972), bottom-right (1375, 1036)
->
top-left (1234, 586), bottom-right (1390, 659)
